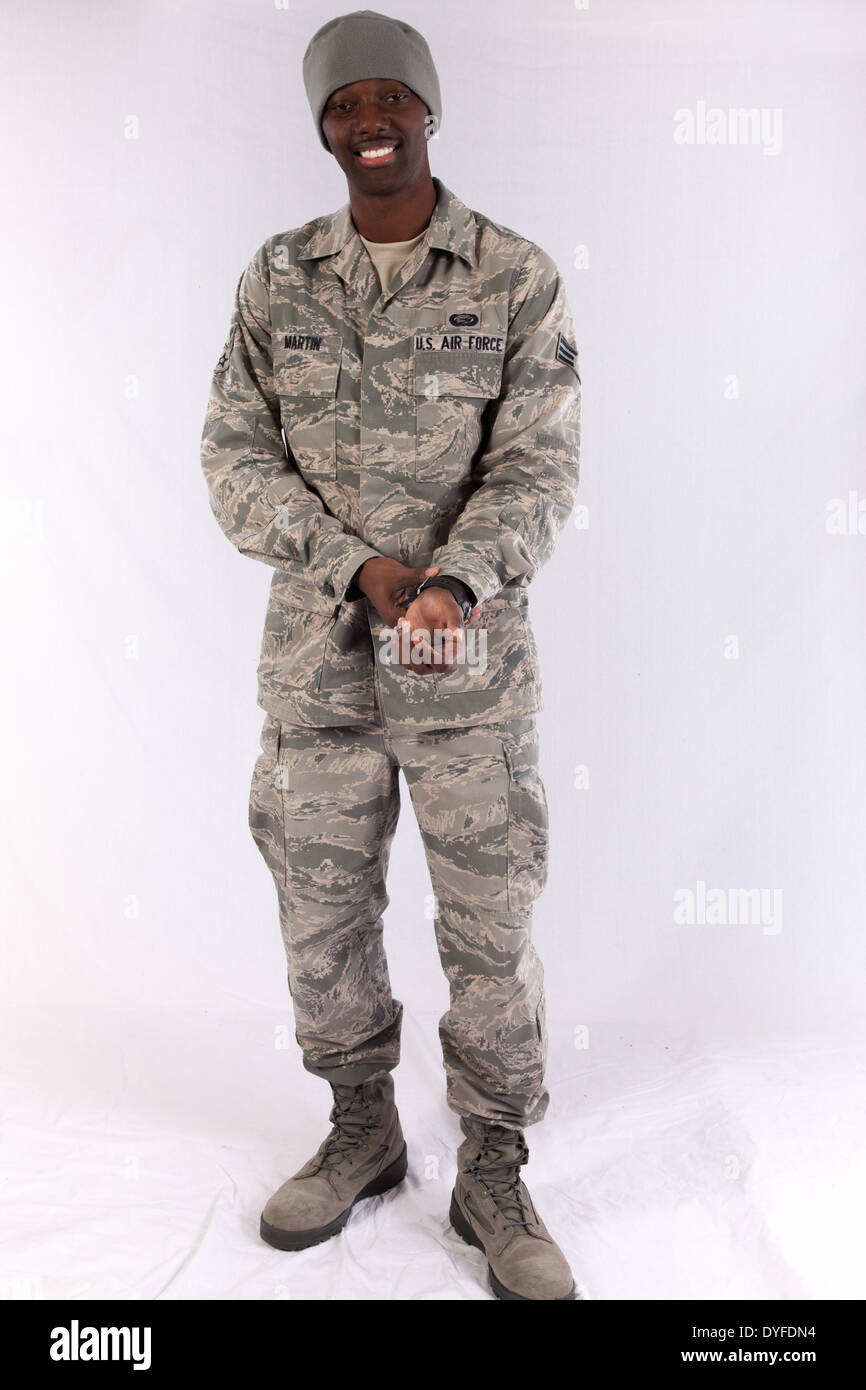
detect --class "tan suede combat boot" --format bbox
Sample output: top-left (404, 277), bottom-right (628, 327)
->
top-left (450, 1117), bottom-right (579, 1300)
top-left (260, 1073), bottom-right (407, 1251)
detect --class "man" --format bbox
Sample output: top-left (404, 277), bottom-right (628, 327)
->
top-left (201, 9), bottom-right (582, 1301)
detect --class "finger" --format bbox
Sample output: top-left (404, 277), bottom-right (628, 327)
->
top-left (406, 564), bottom-right (439, 586)
top-left (397, 650), bottom-right (435, 675)
top-left (409, 628), bottom-right (435, 667)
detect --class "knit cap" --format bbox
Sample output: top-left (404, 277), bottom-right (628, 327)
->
top-left (303, 9), bottom-right (441, 150)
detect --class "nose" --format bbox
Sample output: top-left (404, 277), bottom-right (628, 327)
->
top-left (352, 100), bottom-right (393, 138)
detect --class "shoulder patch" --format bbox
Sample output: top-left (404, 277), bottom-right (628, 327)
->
top-left (215, 326), bottom-right (235, 373)
top-left (555, 331), bottom-right (580, 382)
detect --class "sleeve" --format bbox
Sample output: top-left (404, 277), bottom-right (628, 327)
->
top-left (428, 244), bottom-right (581, 605)
top-left (200, 244), bottom-right (380, 604)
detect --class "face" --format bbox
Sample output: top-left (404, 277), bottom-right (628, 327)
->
top-left (321, 77), bottom-right (432, 191)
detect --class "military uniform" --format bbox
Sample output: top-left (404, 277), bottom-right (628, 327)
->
top-left (201, 176), bottom-right (581, 1129)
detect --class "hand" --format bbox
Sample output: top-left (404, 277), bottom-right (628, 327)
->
top-left (394, 587), bottom-right (470, 676)
top-left (355, 557), bottom-right (440, 627)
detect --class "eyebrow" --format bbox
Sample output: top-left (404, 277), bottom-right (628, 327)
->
top-left (329, 85), bottom-right (410, 102)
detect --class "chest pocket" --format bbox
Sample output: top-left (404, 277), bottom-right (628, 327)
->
top-left (275, 332), bottom-right (342, 480)
top-left (412, 340), bottom-right (504, 484)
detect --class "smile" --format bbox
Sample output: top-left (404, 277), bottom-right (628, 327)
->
top-left (355, 143), bottom-right (398, 165)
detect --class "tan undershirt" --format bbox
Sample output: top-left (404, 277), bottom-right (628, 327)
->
top-left (359, 229), bottom-right (426, 294)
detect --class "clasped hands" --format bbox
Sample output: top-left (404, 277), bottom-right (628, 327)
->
top-left (355, 557), bottom-right (481, 676)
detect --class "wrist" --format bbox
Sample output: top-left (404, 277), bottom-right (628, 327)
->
top-left (350, 557), bottom-right (379, 598)
top-left (413, 575), bottom-right (475, 623)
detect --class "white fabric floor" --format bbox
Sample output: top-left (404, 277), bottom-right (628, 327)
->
top-left (1, 1008), bottom-right (862, 1301)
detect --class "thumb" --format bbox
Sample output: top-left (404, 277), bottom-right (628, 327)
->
top-left (403, 561), bottom-right (436, 589)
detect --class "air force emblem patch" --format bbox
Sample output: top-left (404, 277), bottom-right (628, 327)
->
top-left (555, 331), bottom-right (580, 382)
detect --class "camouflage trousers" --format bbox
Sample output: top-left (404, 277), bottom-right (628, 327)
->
top-left (249, 709), bottom-right (551, 1129)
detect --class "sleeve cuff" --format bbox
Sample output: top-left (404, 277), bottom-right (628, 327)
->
top-left (429, 548), bottom-right (502, 606)
top-left (318, 537), bottom-right (382, 605)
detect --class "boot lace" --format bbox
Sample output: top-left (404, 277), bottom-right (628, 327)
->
top-left (314, 1088), bottom-right (379, 1174)
top-left (466, 1126), bottom-right (534, 1234)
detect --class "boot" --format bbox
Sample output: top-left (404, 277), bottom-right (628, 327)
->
top-left (450, 1116), bottom-right (579, 1300)
top-left (260, 1073), bottom-right (407, 1251)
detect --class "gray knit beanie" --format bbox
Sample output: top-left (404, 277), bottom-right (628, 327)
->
top-left (303, 9), bottom-right (442, 151)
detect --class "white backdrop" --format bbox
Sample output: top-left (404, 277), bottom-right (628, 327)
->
top-left (2, 0), bottom-right (865, 1301)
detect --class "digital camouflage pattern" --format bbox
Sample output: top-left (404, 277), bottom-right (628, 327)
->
top-left (249, 710), bottom-right (550, 1128)
top-left (201, 177), bottom-right (581, 732)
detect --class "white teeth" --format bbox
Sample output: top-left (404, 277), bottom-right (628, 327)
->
top-left (358, 145), bottom-right (396, 159)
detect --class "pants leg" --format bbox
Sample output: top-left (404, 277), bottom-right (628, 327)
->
top-left (249, 713), bottom-right (403, 1087)
top-left (389, 714), bottom-right (550, 1131)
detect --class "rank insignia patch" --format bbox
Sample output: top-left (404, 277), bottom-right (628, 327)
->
top-left (555, 331), bottom-right (580, 381)
top-left (216, 327), bottom-right (235, 373)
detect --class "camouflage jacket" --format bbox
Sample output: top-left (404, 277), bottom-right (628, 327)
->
top-left (200, 177), bottom-right (581, 732)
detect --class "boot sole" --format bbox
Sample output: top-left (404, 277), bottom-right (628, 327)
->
top-left (449, 1191), bottom-right (579, 1301)
top-left (260, 1142), bottom-right (408, 1252)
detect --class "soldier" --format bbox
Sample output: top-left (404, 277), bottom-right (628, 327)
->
top-left (201, 9), bottom-right (582, 1301)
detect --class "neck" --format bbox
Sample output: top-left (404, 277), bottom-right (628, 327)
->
top-left (347, 172), bottom-right (437, 242)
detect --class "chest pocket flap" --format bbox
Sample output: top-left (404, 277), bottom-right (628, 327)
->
top-left (276, 332), bottom-right (342, 394)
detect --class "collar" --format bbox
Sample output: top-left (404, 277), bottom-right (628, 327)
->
top-left (297, 176), bottom-right (478, 274)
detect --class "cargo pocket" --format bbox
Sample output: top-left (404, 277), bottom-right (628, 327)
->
top-left (431, 592), bottom-right (536, 696)
top-left (283, 607), bottom-right (340, 692)
top-left (249, 714), bottom-right (287, 887)
top-left (275, 332), bottom-right (341, 480)
top-left (258, 596), bottom-right (340, 700)
top-left (502, 730), bottom-right (549, 911)
top-left (412, 343), bottom-right (503, 484)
